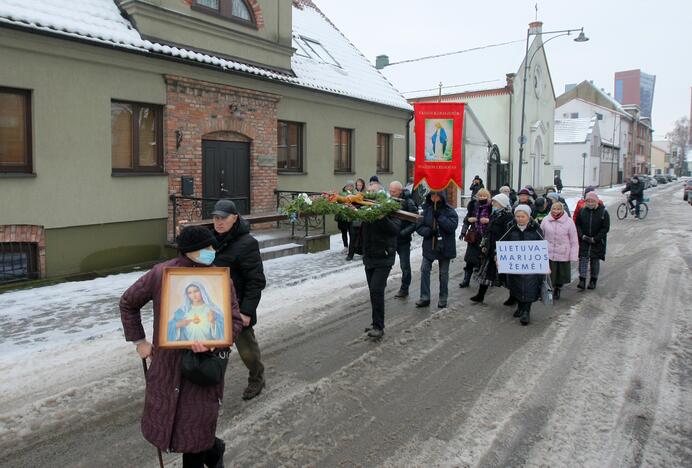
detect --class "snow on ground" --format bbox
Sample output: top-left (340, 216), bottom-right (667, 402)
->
top-left (0, 207), bottom-right (465, 450)
top-left (560, 184), bottom-right (624, 213)
top-left (2, 184), bottom-right (678, 458)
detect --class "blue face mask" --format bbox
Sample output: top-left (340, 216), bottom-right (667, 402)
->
top-left (195, 249), bottom-right (216, 265)
top-left (492, 207), bottom-right (500, 213)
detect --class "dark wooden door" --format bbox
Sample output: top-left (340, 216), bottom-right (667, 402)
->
top-left (486, 144), bottom-right (506, 195)
top-left (202, 140), bottom-right (250, 217)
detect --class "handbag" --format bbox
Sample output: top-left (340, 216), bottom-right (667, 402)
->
top-left (540, 275), bottom-right (554, 306)
top-left (464, 225), bottom-right (479, 244)
top-left (181, 348), bottom-right (230, 387)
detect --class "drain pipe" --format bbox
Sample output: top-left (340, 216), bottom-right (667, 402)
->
top-left (405, 113), bottom-right (414, 183)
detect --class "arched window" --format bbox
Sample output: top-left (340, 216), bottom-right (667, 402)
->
top-left (193, 0), bottom-right (255, 25)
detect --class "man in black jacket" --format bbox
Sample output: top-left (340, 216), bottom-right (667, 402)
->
top-left (389, 181), bottom-right (418, 298)
top-left (622, 175), bottom-right (645, 219)
top-left (362, 183), bottom-right (401, 338)
top-left (211, 200), bottom-right (267, 400)
top-left (415, 191), bottom-right (459, 308)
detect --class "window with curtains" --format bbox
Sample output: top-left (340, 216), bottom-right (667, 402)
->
top-left (277, 121), bottom-right (303, 172)
top-left (334, 128), bottom-right (352, 173)
top-left (376, 133), bottom-right (391, 173)
top-left (0, 88), bottom-right (32, 173)
top-left (111, 101), bottom-right (163, 173)
top-left (192, 0), bottom-right (255, 25)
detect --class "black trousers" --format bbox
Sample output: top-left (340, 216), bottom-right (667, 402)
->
top-left (339, 227), bottom-right (349, 247)
top-left (183, 437), bottom-right (224, 468)
top-left (396, 241), bottom-right (412, 292)
top-left (365, 266), bottom-right (392, 330)
top-left (347, 224), bottom-right (361, 258)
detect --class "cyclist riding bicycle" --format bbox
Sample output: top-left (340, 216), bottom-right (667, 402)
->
top-left (621, 175), bottom-right (645, 218)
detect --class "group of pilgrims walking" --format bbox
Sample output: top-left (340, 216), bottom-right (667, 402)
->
top-left (332, 175), bottom-right (611, 335)
top-left (117, 176), bottom-right (611, 467)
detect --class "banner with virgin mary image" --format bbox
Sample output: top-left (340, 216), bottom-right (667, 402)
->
top-left (413, 102), bottom-right (464, 191)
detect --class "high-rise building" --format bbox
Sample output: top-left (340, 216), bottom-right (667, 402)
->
top-left (614, 69), bottom-right (656, 119)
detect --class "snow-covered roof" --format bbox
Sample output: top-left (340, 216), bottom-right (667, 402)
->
top-left (0, 0), bottom-right (411, 111)
top-left (595, 87), bottom-right (629, 116)
top-left (291, 3), bottom-right (410, 110)
top-left (381, 39), bottom-right (526, 100)
top-left (557, 81), bottom-right (633, 121)
top-left (554, 118), bottom-right (597, 144)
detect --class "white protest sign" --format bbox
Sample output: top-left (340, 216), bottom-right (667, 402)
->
top-left (496, 240), bottom-right (549, 274)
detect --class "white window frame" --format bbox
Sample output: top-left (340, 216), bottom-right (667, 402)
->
top-left (299, 36), bottom-right (341, 67)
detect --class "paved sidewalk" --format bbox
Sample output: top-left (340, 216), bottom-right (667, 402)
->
top-left (0, 232), bottom-right (428, 354)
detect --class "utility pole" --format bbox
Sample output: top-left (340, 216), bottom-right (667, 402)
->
top-left (609, 114), bottom-right (619, 188)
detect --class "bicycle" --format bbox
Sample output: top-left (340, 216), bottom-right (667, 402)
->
top-left (616, 196), bottom-right (649, 220)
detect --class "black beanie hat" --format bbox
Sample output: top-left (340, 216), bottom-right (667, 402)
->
top-left (177, 226), bottom-right (219, 254)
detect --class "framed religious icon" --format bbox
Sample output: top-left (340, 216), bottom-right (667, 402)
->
top-left (158, 267), bottom-right (233, 349)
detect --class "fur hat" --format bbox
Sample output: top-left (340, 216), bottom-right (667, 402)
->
top-left (514, 204), bottom-right (532, 217)
top-left (492, 193), bottom-right (511, 208)
top-left (177, 226), bottom-right (218, 254)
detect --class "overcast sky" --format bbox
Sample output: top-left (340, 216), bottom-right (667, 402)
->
top-left (316, 0), bottom-right (691, 138)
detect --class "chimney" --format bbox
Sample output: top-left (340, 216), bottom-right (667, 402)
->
top-left (375, 54), bottom-right (389, 70)
top-left (506, 73), bottom-right (516, 90)
top-left (529, 21), bottom-right (543, 34)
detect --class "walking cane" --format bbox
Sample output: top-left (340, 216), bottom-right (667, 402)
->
top-left (141, 358), bottom-right (165, 468)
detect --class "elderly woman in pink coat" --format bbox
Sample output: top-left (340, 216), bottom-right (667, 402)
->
top-left (540, 201), bottom-right (579, 299)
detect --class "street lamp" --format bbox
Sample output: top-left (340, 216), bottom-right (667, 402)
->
top-left (516, 25), bottom-right (588, 190)
top-left (582, 152), bottom-right (588, 193)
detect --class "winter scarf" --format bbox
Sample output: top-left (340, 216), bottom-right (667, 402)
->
top-left (473, 200), bottom-right (492, 236)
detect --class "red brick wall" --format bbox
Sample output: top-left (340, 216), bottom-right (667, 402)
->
top-left (0, 225), bottom-right (46, 278)
top-left (164, 75), bottom-right (281, 239)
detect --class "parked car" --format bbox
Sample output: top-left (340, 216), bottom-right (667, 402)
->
top-left (654, 175), bottom-right (669, 184)
top-left (634, 175), bottom-right (651, 188)
top-left (684, 180), bottom-right (692, 201)
top-left (665, 174), bottom-right (673, 182)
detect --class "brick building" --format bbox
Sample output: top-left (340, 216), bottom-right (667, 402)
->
top-left (0, 0), bottom-right (411, 281)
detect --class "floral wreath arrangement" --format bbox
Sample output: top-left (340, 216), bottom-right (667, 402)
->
top-left (280, 192), bottom-right (402, 223)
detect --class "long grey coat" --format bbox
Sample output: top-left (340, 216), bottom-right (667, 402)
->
top-left (120, 256), bottom-right (243, 453)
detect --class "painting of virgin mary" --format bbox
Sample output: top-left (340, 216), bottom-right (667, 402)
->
top-left (167, 282), bottom-right (225, 342)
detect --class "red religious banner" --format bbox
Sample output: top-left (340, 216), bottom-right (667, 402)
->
top-left (413, 102), bottom-right (465, 191)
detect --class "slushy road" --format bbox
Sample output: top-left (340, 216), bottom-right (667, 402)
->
top-left (3, 182), bottom-right (690, 467)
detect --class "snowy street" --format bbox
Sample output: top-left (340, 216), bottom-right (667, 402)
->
top-left (1, 182), bottom-right (691, 467)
